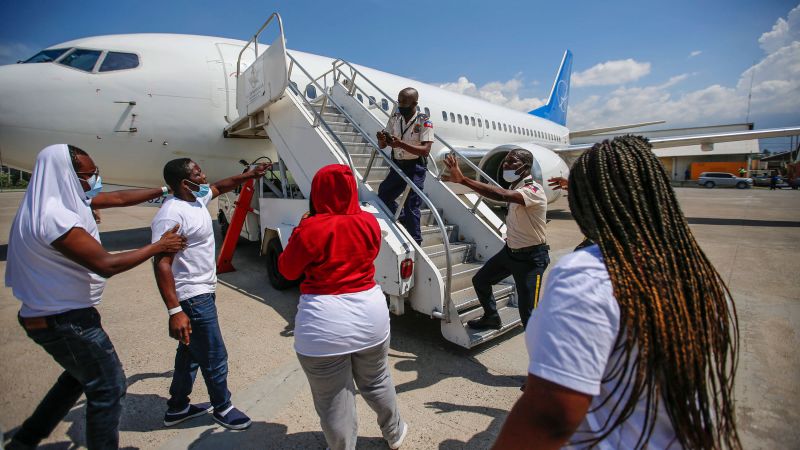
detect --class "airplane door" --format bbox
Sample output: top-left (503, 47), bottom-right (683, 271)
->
top-left (474, 113), bottom-right (485, 140)
top-left (214, 43), bottom-right (258, 121)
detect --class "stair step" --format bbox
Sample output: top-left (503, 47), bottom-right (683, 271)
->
top-left (459, 296), bottom-right (512, 323)
top-left (465, 306), bottom-right (522, 348)
top-left (324, 121), bottom-right (354, 133)
top-left (419, 207), bottom-right (445, 226)
top-left (451, 283), bottom-right (514, 312)
top-left (422, 242), bottom-right (473, 268)
top-left (441, 262), bottom-right (482, 292)
top-left (420, 224), bottom-right (456, 246)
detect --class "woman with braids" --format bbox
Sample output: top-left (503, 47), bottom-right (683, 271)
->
top-left (493, 135), bottom-right (740, 449)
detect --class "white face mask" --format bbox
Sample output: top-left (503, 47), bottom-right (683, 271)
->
top-left (502, 170), bottom-right (520, 183)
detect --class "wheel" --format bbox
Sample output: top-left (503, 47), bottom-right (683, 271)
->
top-left (704, 181), bottom-right (715, 188)
top-left (736, 181), bottom-right (748, 189)
top-left (265, 237), bottom-right (299, 290)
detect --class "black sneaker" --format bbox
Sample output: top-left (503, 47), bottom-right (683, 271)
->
top-left (467, 314), bottom-right (502, 330)
top-left (164, 402), bottom-right (212, 427)
top-left (213, 406), bottom-right (252, 430)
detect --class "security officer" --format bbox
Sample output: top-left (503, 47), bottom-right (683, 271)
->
top-left (376, 87), bottom-right (434, 244)
top-left (442, 149), bottom-right (550, 330)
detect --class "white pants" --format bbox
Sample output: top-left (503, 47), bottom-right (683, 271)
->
top-left (296, 338), bottom-right (403, 450)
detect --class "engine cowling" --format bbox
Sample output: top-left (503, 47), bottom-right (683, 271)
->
top-left (477, 143), bottom-right (570, 205)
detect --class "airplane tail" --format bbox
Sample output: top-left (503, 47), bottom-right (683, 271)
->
top-left (528, 50), bottom-right (572, 126)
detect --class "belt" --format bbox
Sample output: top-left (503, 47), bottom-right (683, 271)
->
top-left (18, 307), bottom-right (98, 331)
top-left (507, 243), bottom-right (549, 253)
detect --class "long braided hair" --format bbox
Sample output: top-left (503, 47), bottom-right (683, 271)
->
top-left (567, 135), bottom-right (740, 449)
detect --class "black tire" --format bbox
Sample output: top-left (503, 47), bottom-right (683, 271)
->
top-left (265, 237), bottom-right (298, 290)
top-left (704, 181), bottom-right (715, 188)
top-left (736, 181), bottom-right (748, 189)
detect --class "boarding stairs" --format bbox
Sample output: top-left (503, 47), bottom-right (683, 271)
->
top-left (224, 13), bottom-right (520, 348)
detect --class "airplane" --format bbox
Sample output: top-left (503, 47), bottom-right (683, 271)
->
top-left (1, 32), bottom-right (799, 206)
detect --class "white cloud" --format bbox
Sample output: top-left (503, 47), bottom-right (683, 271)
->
top-left (439, 76), bottom-right (545, 112)
top-left (0, 43), bottom-right (34, 65)
top-left (758, 4), bottom-right (800, 53)
top-left (689, 50), bottom-right (702, 57)
top-left (572, 59), bottom-right (651, 87)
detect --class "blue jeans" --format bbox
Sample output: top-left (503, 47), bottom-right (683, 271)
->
top-left (15, 307), bottom-right (126, 450)
top-left (167, 292), bottom-right (231, 413)
top-left (378, 159), bottom-right (426, 244)
top-left (473, 244), bottom-right (550, 329)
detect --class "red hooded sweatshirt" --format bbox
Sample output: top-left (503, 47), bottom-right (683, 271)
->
top-left (278, 164), bottom-right (381, 295)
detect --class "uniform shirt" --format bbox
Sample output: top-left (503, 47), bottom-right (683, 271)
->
top-left (384, 111), bottom-right (434, 161)
top-left (505, 176), bottom-right (547, 249)
top-left (527, 245), bottom-right (681, 449)
top-left (150, 194), bottom-right (216, 301)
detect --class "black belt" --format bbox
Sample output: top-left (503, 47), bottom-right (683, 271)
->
top-left (507, 243), bottom-right (549, 253)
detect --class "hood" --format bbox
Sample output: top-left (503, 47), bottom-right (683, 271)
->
top-left (310, 164), bottom-right (361, 215)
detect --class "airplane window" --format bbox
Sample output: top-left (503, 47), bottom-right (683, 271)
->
top-left (450, 112), bottom-right (455, 122)
top-left (416, 106), bottom-right (421, 112)
top-left (442, 111), bottom-right (447, 121)
top-left (98, 52), bottom-right (139, 72)
top-left (381, 98), bottom-right (389, 111)
top-left (503, 124), bottom-right (507, 132)
top-left (357, 93), bottom-right (363, 103)
top-left (58, 49), bottom-right (102, 72)
top-left (492, 121), bottom-right (496, 130)
top-left (424, 107), bottom-right (430, 117)
top-left (477, 118), bottom-right (482, 127)
top-left (24, 48), bottom-right (69, 63)
top-left (470, 117), bottom-right (475, 126)
top-left (306, 85), bottom-right (317, 99)
top-left (369, 96), bottom-right (376, 105)
top-left (457, 114), bottom-right (463, 124)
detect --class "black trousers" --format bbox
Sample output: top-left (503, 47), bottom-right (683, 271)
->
top-left (472, 244), bottom-right (550, 329)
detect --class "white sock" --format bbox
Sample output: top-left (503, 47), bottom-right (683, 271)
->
top-left (170, 405), bottom-right (190, 415)
top-left (217, 405), bottom-right (234, 416)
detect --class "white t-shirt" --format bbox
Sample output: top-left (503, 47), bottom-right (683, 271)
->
top-left (151, 194), bottom-right (216, 301)
top-left (506, 176), bottom-right (547, 249)
top-left (294, 284), bottom-right (390, 357)
top-left (526, 245), bottom-right (681, 449)
top-left (6, 144), bottom-right (106, 318)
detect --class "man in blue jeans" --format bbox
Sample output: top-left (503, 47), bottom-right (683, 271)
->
top-left (151, 158), bottom-right (266, 430)
top-left (6, 145), bottom-right (186, 449)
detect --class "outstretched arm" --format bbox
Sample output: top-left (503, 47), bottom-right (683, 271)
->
top-left (441, 154), bottom-right (525, 205)
top-left (91, 187), bottom-right (166, 209)
top-left (210, 163), bottom-right (269, 199)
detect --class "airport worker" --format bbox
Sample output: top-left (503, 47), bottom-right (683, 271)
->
top-left (5, 144), bottom-right (186, 450)
top-left (150, 158), bottom-right (267, 431)
top-left (376, 87), bottom-right (434, 245)
top-left (492, 136), bottom-right (741, 450)
top-left (442, 149), bottom-right (549, 331)
top-left (278, 164), bottom-right (408, 450)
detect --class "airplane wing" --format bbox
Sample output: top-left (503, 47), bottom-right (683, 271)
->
top-left (552, 126), bottom-right (800, 158)
top-left (569, 121), bottom-right (666, 138)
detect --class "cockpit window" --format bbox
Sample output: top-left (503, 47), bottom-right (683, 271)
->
top-left (23, 48), bottom-right (70, 63)
top-left (99, 52), bottom-right (139, 72)
top-left (58, 49), bottom-right (102, 72)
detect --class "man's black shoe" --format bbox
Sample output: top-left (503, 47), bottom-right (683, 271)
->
top-left (467, 314), bottom-right (501, 330)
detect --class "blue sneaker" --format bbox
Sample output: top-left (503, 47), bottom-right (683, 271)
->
top-left (212, 406), bottom-right (251, 430)
top-left (163, 402), bottom-right (212, 427)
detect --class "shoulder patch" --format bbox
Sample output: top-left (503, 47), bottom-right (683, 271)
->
top-left (525, 184), bottom-right (539, 193)
top-left (423, 120), bottom-right (433, 128)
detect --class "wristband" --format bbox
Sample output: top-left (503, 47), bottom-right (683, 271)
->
top-left (168, 306), bottom-right (183, 316)
top-left (161, 186), bottom-right (169, 197)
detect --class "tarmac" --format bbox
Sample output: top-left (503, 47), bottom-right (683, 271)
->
top-left (0, 187), bottom-right (798, 449)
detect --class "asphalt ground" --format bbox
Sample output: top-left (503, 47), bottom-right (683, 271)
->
top-left (0, 187), bottom-right (798, 449)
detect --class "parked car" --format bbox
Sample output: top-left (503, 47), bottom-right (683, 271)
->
top-left (753, 173), bottom-right (783, 187)
top-left (698, 172), bottom-right (753, 189)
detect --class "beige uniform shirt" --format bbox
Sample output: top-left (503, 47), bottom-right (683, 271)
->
top-left (506, 176), bottom-right (547, 249)
top-left (384, 112), bottom-right (434, 160)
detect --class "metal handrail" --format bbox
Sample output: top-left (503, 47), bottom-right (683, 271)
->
top-left (287, 52), bottom-right (453, 321)
top-left (235, 12), bottom-right (285, 79)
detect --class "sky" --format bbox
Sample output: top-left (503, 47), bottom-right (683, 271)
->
top-left (1, 0), bottom-right (798, 152)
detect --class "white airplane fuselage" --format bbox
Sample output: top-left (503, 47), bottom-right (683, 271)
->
top-left (0, 34), bottom-right (570, 201)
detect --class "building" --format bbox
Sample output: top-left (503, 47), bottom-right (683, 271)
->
top-left (571, 123), bottom-right (759, 180)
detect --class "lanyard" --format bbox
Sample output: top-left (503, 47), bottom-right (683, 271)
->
top-left (398, 114), bottom-right (417, 139)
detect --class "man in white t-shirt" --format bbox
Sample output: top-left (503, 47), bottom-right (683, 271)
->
top-left (151, 158), bottom-right (266, 431)
top-left (442, 149), bottom-right (550, 331)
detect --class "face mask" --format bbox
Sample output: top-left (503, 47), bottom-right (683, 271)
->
top-left (397, 106), bottom-right (414, 116)
top-left (502, 170), bottom-right (520, 183)
top-left (185, 179), bottom-right (210, 198)
top-left (85, 175), bottom-right (103, 199)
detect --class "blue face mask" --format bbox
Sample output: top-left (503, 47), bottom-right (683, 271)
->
top-left (85, 174), bottom-right (103, 199)
top-left (185, 179), bottom-right (210, 198)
